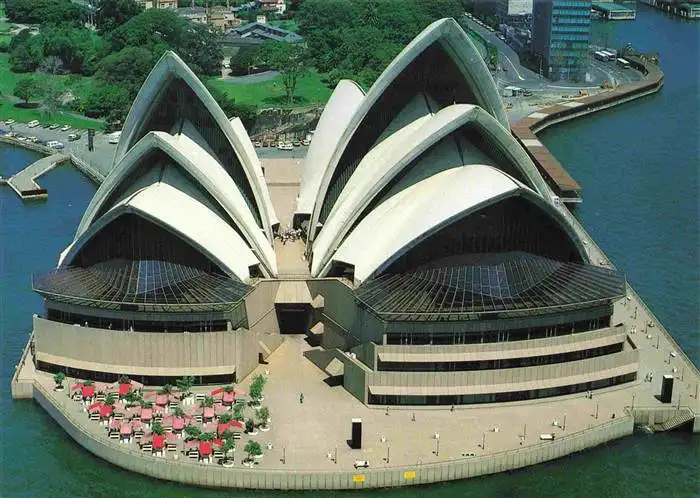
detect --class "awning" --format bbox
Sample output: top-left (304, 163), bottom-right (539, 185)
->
top-left (275, 281), bottom-right (312, 304)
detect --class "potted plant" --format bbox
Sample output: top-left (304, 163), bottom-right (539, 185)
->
top-left (172, 406), bottom-right (185, 418)
top-left (158, 384), bottom-right (174, 395)
top-left (203, 395), bottom-right (215, 408)
top-left (222, 385), bottom-right (234, 393)
top-left (184, 424), bottom-right (201, 441)
top-left (175, 376), bottom-right (195, 402)
top-left (218, 412), bottom-right (233, 424)
top-left (258, 406), bottom-right (270, 431)
top-left (221, 437), bottom-right (236, 468)
top-left (140, 400), bottom-right (153, 409)
top-left (124, 390), bottom-right (141, 407)
top-left (233, 403), bottom-right (245, 422)
top-left (245, 418), bottom-right (258, 436)
top-left (118, 375), bottom-right (130, 385)
top-left (248, 375), bottom-right (266, 407)
top-left (151, 421), bottom-right (165, 436)
top-left (244, 440), bottom-right (262, 464)
top-left (104, 394), bottom-right (116, 406)
top-left (199, 431), bottom-right (216, 442)
top-left (53, 372), bottom-right (66, 391)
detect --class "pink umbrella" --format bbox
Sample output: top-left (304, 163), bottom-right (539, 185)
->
top-left (222, 391), bottom-right (235, 405)
top-left (120, 423), bottom-right (133, 436)
top-left (203, 407), bottom-right (215, 420)
top-left (108, 419), bottom-right (121, 431)
top-left (173, 418), bottom-right (185, 431)
top-left (140, 408), bottom-right (153, 421)
top-left (214, 404), bottom-right (228, 415)
top-left (87, 401), bottom-right (102, 413)
top-left (155, 394), bottom-right (168, 406)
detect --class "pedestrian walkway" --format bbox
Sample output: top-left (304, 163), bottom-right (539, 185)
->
top-left (7, 153), bottom-right (69, 200)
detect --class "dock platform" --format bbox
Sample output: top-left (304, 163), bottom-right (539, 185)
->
top-left (7, 153), bottom-right (69, 200)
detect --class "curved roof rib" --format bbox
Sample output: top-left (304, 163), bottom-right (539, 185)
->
top-left (308, 18), bottom-right (506, 241)
top-left (74, 131), bottom-right (277, 276)
top-left (61, 183), bottom-right (260, 282)
top-left (296, 80), bottom-right (365, 218)
top-left (319, 165), bottom-right (587, 282)
top-left (115, 50), bottom-right (276, 239)
top-left (311, 104), bottom-right (552, 275)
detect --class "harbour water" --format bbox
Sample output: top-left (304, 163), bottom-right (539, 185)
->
top-left (0, 6), bottom-right (698, 496)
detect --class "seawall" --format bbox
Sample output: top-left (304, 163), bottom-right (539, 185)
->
top-left (32, 381), bottom-right (633, 490)
top-left (512, 56), bottom-right (664, 202)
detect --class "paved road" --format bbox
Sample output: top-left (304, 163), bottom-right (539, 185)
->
top-left (219, 69), bottom-right (280, 84)
top-left (462, 17), bottom-right (643, 92)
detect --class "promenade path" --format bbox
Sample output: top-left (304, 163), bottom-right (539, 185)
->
top-left (7, 153), bottom-right (68, 198)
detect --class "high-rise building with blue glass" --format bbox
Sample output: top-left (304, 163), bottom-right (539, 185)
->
top-left (532, 0), bottom-right (591, 81)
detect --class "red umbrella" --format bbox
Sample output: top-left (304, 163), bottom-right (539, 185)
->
top-left (99, 405), bottom-right (114, 418)
top-left (198, 441), bottom-right (212, 456)
top-left (152, 435), bottom-right (166, 450)
top-left (119, 383), bottom-right (131, 397)
top-left (82, 385), bottom-right (95, 398)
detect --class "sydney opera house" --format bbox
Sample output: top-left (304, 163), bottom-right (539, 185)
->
top-left (30, 19), bottom-right (637, 407)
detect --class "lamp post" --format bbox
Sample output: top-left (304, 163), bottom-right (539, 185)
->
top-left (435, 434), bottom-right (440, 457)
top-left (482, 432), bottom-right (486, 451)
top-left (386, 445), bottom-right (390, 464)
top-left (632, 394), bottom-right (636, 411)
top-left (563, 414), bottom-right (567, 431)
top-left (335, 446), bottom-right (338, 464)
top-left (595, 402), bottom-right (599, 420)
top-left (283, 446), bottom-right (286, 465)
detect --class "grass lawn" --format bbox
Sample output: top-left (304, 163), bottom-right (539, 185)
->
top-left (0, 53), bottom-right (104, 129)
top-left (0, 97), bottom-right (105, 130)
top-left (268, 20), bottom-right (300, 33)
top-left (208, 69), bottom-right (333, 109)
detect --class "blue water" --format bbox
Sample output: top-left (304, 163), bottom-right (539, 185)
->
top-left (1, 6), bottom-right (698, 496)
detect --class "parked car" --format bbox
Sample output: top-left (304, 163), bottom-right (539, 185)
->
top-left (49, 123), bottom-right (60, 130)
top-left (60, 125), bottom-right (71, 132)
top-left (4, 119), bottom-right (15, 125)
top-left (523, 90), bottom-right (533, 97)
top-left (42, 122), bottom-right (52, 128)
top-left (28, 136), bottom-right (38, 143)
top-left (46, 140), bottom-right (64, 150)
top-left (16, 135), bottom-right (27, 141)
top-left (68, 133), bottom-right (81, 141)
top-left (292, 140), bottom-right (301, 147)
top-left (28, 120), bottom-right (40, 128)
top-left (253, 141), bottom-right (262, 147)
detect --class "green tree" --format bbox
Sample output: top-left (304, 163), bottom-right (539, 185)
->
top-left (257, 406), bottom-right (270, 428)
top-left (151, 421), bottom-right (165, 435)
top-left (233, 403), bottom-right (245, 422)
top-left (218, 412), bottom-right (233, 424)
top-left (124, 390), bottom-right (141, 405)
top-left (248, 374), bottom-right (266, 404)
top-left (245, 418), bottom-right (255, 433)
top-left (221, 438), bottom-right (236, 464)
top-left (203, 395), bottom-right (215, 408)
top-left (96, 0), bottom-right (143, 34)
top-left (172, 406), bottom-right (185, 418)
top-left (109, 9), bottom-right (222, 76)
top-left (228, 45), bottom-right (262, 76)
top-left (175, 376), bottom-right (195, 398)
top-left (158, 384), bottom-right (174, 395)
top-left (184, 424), bottom-right (201, 439)
top-left (6, 0), bottom-right (85, 25)
top-left (104, 394), bottom-right (116, 406)
top-left (263, 42), bottom-right (308, 104)
top-left (244, 440), bottom-right (262, 462)
top-left (13, 77), bottom-right (40, 105)
top-left (9, 29), bottom-right (42, 73)
top-left (53, 371), bottom-right (66, 387)
top-left (40, 80), bottom-right (65, 118)
top-left (199, 431), bottom-right (216, 442)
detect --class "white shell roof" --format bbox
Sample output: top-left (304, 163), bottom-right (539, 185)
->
top-left (296, 80), bottom-right (365, 217)
top-left (308, 18), bottom-right (507, 241)
top-left (323, 165), bottom-right (527, 282)
top-left (114, 50), bottom-right (277, 239)
top-left (72, 131), bottom-right (277, 276)
top-left (63, 182), bottom-right (259, 282)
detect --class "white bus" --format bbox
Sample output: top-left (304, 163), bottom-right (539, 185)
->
top-left (616, 58), bottom-right (631, 69)
top-left (594, 51), bottom-right (609, 62)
